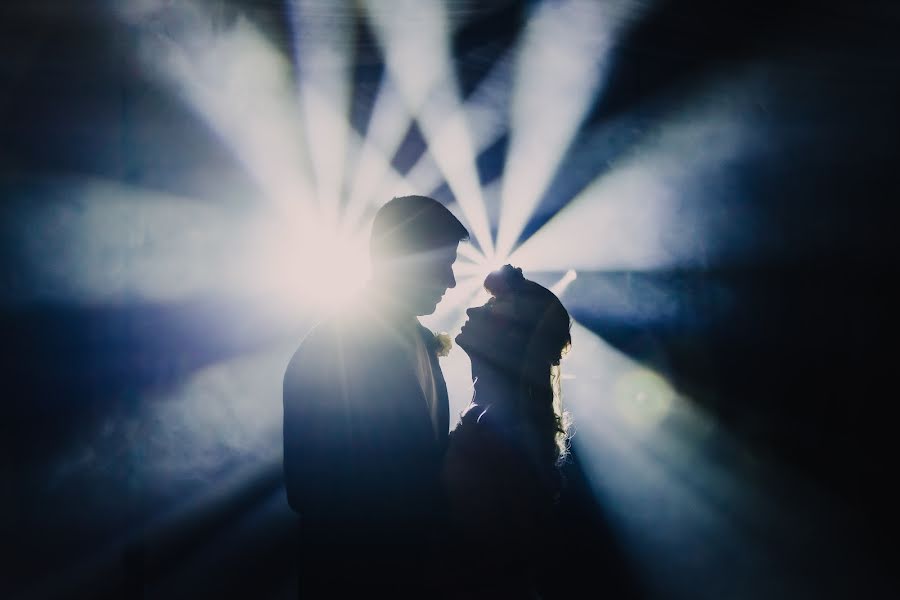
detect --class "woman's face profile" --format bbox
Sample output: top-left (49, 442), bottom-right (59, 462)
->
top-left (456, 293), bottom-right (543, 371)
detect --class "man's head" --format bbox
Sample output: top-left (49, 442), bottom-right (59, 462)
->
top-left (369, 195), bottom-right (469, 316)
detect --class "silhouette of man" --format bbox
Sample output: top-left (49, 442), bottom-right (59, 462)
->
top-left (283, 196), bottom-right (468, 598)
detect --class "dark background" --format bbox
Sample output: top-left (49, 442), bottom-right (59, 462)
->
top-left (2, 1), bottom-right (899, 598)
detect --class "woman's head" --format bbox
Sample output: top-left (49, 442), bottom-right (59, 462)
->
top-left (456, 265), bottom-right (573, 468)
top-left (456, 264), bottom-right (571, 380)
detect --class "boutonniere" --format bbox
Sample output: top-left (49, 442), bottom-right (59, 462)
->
top-left (432, 331), bottom-right (453, 358)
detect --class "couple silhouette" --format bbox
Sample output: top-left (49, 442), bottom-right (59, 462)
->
top-left (283, 195), bottom-right (572, 599)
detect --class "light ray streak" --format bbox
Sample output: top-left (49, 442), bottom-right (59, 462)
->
top-left (550, 269), bottom-right (578, 296)
top-left (495, 0), bottom-right (640, 259)
top-left (2, 176), bottom-right (249, 304)
top-left (561, 321), bottom-right (833, 597)
top-left (288, 0), bottom-right (354, 229)
top-left (415, 86), bottom-right (495, 256)
top-left (364, 0), bottom-right (493, 257)
top-left (509, 71), bottom-right (768, 273)
top-left (139, 7), bottom-right (314, 216)
top-left (402, 48), bottom-right (516, 194)
top-left (457, 241), bottom-right (486, 263)
top-left (343, 76), bottom-right (417, 232)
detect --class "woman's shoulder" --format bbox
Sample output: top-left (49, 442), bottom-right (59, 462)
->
top-left (446, 405), bottom-right (537, 485)
top-left (449, 404), bottom-right (507, 449)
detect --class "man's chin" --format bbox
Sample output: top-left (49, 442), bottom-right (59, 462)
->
top-left (413, 297), bottom-right (444, 316)
top-left (413, 303), bottom-right (438, 317)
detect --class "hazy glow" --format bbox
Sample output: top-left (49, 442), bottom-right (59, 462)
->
top-left (560, 321), bottom-right (810, 597)
top-left (509, 156), bottom-right (683, 271)
top-left (289, 0), bottom-right (354, 228)
top-left (417, 88), bottom-right (494, 256)
top-left (142, 11), bottom-right (315, 215)
top-left (550, 269), bottom-right (578, 296)
top-left (4, 177), bottom-right (248, 304)
top-left (343, 77), bottom-right (416, 232)
top-left (420, 270), bottom-right (485, 330)
top-left (363, 0), bottom-right (451, 110)
top-left (613, 368), bottom-right (676, 429)
top-left (510, 75), bottom-right (763, 272)
top-left (145, 346), bottom-right (288, 478)
top-left (366, 0), bottom-right (494, 257)
top-left (243, 207), bottom-right (371, 314)
top-left (495, 0), bottom-right (638, 259)
top-left (66, 6), bottom-right (874, 598)
top-left (402, 49), bottom-right (516, 194)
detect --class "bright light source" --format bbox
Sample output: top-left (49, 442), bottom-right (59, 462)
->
top-left (244, 209), bottom-right (371, 316)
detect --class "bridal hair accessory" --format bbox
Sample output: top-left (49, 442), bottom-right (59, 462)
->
top-left (484, 264), bottom-right (525, 297)
top-left (485, 264), bottom-right (571, 366)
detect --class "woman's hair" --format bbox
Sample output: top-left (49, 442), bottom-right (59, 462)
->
top-left (483, 265), bottom-right (573, 470)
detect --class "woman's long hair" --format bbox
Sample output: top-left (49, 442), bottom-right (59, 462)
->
top-left (483, 266), bottom-right (573, 483)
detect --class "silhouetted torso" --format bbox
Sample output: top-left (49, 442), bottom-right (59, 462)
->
top-left (283, 301), bottom-right (450, 597)
top-left (441, 404), bottom-right (558, 597)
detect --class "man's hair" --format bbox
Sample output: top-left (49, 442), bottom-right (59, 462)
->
top-left (369, 195), bottom-right (469, 261)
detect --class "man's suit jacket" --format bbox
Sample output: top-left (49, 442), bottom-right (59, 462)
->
top-left (282, 304), bottom-right (450, 549)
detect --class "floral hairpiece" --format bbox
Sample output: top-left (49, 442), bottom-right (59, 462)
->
top-left (484, 264), bottom-right (525, 298)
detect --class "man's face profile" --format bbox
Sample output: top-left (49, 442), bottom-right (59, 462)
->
top-left (384, 243), bottom-right (459, 316)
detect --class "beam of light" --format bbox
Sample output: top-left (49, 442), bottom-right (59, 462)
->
top-left (509, 157), bottom-right (686, 272)
top-left (288, 0), bottom-right (354, 230)
top-left (550, 269), bottom-right (578, 296)
top-left (1, 176), bottom-right (251, 304)
top-left (420, 271), bottom-right (485, 331)
top-left (139, 343), bottom-right (291, 484)
top-left (509, 70), bottom-right (770, 273)
top-left (27, 460), bottom-right (287, 600)
top-left (126, 2), bottom-right (415, 314)
top-left (362, 0), bottom-right (451, 113)
top-left (136, 4), bottom-right (315, 216)
top-left (239, 205), bottom-right (372, 316)
top-left (401, 48), bottom-right (516, 196)
top-left (457, 239), bottom-right (488, 263)
top-left (560, 321), bottom-right (784, 597)
top-left (495, 0), bottom-right (641, 260)
top-left (557, 321), bottom-right (874, 597)
top-left (33, 341), bottom-right (293, 598)
top-left (364, 0), bottom-right (494, 257)
top-left (342, 76), bottom-right (417, 234)
top-left (2, 171), bottom-right (373, 317)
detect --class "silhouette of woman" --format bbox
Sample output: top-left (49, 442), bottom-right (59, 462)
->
top-left (442, 264), bottom-right (573, 598)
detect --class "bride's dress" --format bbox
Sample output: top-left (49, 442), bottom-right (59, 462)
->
top-left (441, 403), bottom-right (558, 598)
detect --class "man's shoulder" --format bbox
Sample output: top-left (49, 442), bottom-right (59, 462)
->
top-left (286, 308), bottom-right (400, 372)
